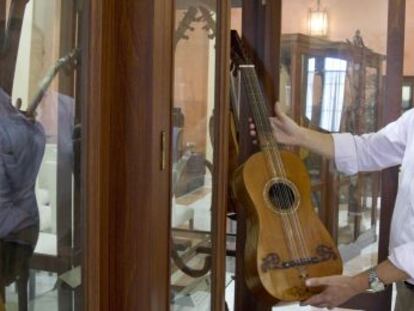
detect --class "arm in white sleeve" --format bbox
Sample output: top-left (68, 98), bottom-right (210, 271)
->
top-left (332, 110), bottom-right (413, 175)
top-left (389, 242), bottom-right (414, 282)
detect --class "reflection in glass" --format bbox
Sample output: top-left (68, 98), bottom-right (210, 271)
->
top-left (1, 1), bottom-right (85, 310)
top-left (305, 57), bottom-right (347, 132)
top-left (278, 1), bottom-right (388, 309)
top-left (320, 58), bottom-right (347, 131)
top-left (402, 86), bottom-right (412, 109)
top-left (305, 58), bottom-right (316, 121)
top-left (171, 2), bottom-right (217, 310)
top-left (402, 80), bottom-right (414, 113)
top-left (298, 38), bottom-right (385, 273)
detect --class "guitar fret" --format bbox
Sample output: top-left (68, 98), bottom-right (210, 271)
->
top-left (239, 65), bottom-right (287, 175)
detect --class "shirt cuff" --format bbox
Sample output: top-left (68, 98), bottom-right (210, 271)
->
top-left (389, 242), bottom-right (414, 283)
top-left (331, 133), bottom-right (358, 175)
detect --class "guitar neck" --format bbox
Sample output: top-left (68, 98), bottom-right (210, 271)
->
top-left (239, 65), bottom-right (278, 151)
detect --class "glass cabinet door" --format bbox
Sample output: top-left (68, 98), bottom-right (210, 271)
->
top-left (170, 1), bottom-right (218, 309)
top-left (1, 1), bottom-right (86, 310)
top-left (277, 0), bottom-right (389, 309)
top-left (402, 77), bottom-right (414, 112)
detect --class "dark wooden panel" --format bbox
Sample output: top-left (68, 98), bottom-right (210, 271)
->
top-left (85, 0), bottom-right (174, 310)
top-left (242, 0), bottom-right (280, 106)
top-left (0, 1), bottom-right (5, 21)
top-left (30, 254), bottom-right (68, 272)
top-left (211, 1), bottom-right (231, 310)
top-left (84, 0), bottom-right (114, 309)
top-left (57, 0), bottom-right (76, 273)
top-left (235, 1), bottom-right (281, 310)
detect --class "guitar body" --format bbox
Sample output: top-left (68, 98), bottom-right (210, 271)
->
top-left (232, 150), bottom-right (342, 303)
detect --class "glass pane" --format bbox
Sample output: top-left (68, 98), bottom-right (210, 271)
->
top-left (402, 83), bottom-right (413, 112)
top-left (1, 1), bottom-right (86, 310)
top-left (171, 1), bottom-right (217, 309)
top-left (224, 3), bottom-right (242, 309)
top-left (402, 85), bottom-right (412, 110)
top-left (276, 0), bottom-right (389, 309)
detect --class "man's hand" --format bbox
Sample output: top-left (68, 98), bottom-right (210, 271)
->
top-left (301, 275), bottom-right (367, 309)
top-left (249, 102), bottom-right (335, 158)
top-left (269, 104), bottom-right (305, 145)
top-left (249, 103), bottom-right (304, 146)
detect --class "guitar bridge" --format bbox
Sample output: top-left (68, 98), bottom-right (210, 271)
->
top-left (261, 245), bottom-right (338, 273)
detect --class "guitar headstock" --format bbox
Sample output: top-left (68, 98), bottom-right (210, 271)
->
top-left (230, 30), bottom-right (252, 77)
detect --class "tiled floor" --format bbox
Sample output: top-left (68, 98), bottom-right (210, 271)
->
top-left (4, 179), bottom-right (397, 310)
top-left (5, 271), bottom-right (58, 311)
top-left (171, 181), bottom-right (396, 311)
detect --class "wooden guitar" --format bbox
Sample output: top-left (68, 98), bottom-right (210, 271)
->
top-left (230, 30), bottom-right (342, 303)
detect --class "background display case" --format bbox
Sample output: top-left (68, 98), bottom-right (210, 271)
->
top-left (228, 0), bottom-right (406, 311)
top-left (170, 1), bottom-right (217, 308)
top-left (0, 0), bottom-right (86, 310)
top-left (280, 33), bottom-right (385, 259)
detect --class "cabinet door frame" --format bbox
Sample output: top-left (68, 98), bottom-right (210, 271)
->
top-left (84, 0), bottom-right (230, 310)
top-left (211, 0), bottom-right (231, 310)
top-left (84, 0), bottom-right (174, 310)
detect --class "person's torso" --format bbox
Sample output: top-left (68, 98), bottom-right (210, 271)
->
top-left (390, 114), bottom-right (414, 254)
top-left (0, 115), bottom-right (46, 219)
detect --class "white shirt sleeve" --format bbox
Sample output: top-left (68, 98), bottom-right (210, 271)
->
top-left (388, 242), bottom-right (414, 280)
top-left (331, 110), bottom-right (413, 175)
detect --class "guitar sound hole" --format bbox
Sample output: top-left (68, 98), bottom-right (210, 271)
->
top-left (268, 182), bottom-right (296, 211)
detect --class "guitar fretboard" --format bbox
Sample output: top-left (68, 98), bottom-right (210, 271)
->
top-left (239, 64), bottom-right (286, 177)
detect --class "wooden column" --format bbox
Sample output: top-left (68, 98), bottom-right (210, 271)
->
top-left (212, 0), bottom-right (231, 310)
top-left (56, 1), bottom-right (78, 310)
top-left (85, 0), bottom-right (174, 310)
top-left (235, 1), bottom-right (281, 310)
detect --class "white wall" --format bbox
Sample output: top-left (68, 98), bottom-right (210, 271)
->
top-left (282, 0), bottom-right (389, 55)
top-left (12, 1), bottom-right (33, 108)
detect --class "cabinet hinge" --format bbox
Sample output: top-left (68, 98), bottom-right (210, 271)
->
top-left (160, 131), bottom-right (167, 171)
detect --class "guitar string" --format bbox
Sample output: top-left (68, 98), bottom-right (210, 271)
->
top-left (263, 107), bottom-right (312, 262)
top-left (240, 66), bottom-right (300, 261)
top-left (258, 98), bottom-right (312, 262)
top-left (256, 89), bottom-right (312, 261)
top-left (241, 66), bottom-right (303, 262)
top-left (244, 91), bottom-right (300, 262)
top-left (242, 67), bottom-right (306, 263)
top-left (244, 66), bottom-right (312, 261)
top-left (258, 83), bottom-right (312, 261)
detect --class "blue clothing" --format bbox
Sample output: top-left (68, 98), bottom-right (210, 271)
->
top-left (0, 89), bottom-right (45, 241)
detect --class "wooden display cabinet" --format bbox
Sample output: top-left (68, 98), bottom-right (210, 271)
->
top-left (280, 33), bottom-right (384, 245)
top-left (1, 0), bottom-right (406, 310)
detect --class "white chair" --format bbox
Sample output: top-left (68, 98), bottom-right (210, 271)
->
top-left (171, 196), bottom-right (194, 229)
top-left (35, 144), bottom-right (58, 255)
